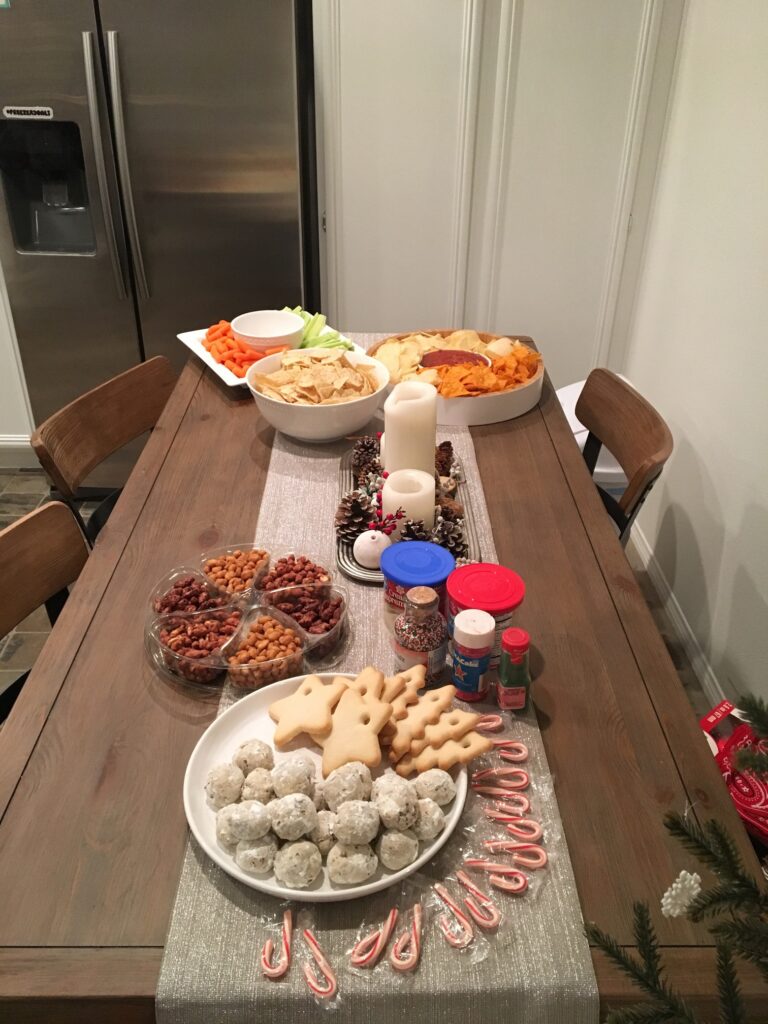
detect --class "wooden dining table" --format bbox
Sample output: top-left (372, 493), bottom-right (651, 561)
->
top-left (0, 339), bottom-right (763, 1023)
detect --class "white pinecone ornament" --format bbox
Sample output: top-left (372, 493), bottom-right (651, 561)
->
top-left (660, 870), bottom-right (701, 918)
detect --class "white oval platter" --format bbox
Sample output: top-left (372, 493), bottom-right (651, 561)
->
top-left (183, 673), bottom-right (467, 902)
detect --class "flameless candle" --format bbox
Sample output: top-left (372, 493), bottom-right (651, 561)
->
top-left (382, 468), bottom-right (436, 535)
top-left (382, 381), bottom-right (437, 476)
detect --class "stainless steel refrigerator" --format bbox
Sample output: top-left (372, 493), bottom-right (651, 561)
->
top-left (0, 0), bottom-right (319, 428)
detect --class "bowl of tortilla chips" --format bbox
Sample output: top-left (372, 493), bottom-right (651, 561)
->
top-left (369, 330), bottom-right (544, 426)
top-left (246, 348), bottom-right (389, 442)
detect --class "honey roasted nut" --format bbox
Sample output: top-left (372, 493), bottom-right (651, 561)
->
top-left (270, 591), bottom-right (343, 636)
top-left (227, 615), bottom-right (303, 689)
top-left (260, 554), bottom-right (330, 592)
top-left (203, 548), bottom-right (270, 594)
top-left (158, 610), bottom-right (242, 684)
top-left (153, 575), bottom-right (226, 615)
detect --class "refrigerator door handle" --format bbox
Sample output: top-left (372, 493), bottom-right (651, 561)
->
top-left (82, 31), bottom-right (127, 300)
top-left (106, 30), bottom-right (150, 300)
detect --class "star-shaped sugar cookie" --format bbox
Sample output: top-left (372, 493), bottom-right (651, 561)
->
top-left (317, 687), bottom-right (392, 776)
top-left (269, 674), bottom-right (347, 748)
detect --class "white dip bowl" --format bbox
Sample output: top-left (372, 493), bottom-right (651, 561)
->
top-left (230, 309), bottom-right (305, 351)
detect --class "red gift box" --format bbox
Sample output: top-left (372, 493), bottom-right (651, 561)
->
top-left (700, 700), bottom-right (768, 845)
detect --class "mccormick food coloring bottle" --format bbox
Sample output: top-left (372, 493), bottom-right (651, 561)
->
top-left (450, 608), bottom-right (495, 701)
top-left (392, 586), bottom-right (448, 687)
top-left (496, 628), bottom-right (531, 711)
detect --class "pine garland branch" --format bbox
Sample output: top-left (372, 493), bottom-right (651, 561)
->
top-left (664, 814), bottom-right (755, 890)
top-left (634, 901), bottom-right (663, 985)
top-left (739, 693), bottom-right (768, 741)
top-left (734, 746), bottom-right (768, 778)
top-left (711, 919), bottom-right (768, 984)
top-left (606, 1004), bottom-right (679, 1023)
top-left (688, 881), bottom-right (766, 921)
top-left (716, 942), bottom-right (746, 1024)
top-left (586, 910), bottom-right (699, 1023)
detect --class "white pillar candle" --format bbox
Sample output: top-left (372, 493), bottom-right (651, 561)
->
top-left (382, 381), bottom-right (437, 476)
top-left (382, 468), bottom-right (436, 534)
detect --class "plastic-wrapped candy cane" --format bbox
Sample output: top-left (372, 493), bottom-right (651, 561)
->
top-left (503, 818), bottom-right (543, 842)
top-left (484, 838), bottom-right (548, 870)
top-left (261, 910), bottom-right (293, 980)
top-left (483, 795), bottom-right (531, 820)
top-left (390, 903), bottom-right (423, 972)
top-left (455, 870), bottom-right (502, 930)
top-left (301, 929), bottom-right (338, 1000)
top-left (464, 858), bottom-right (529, 895)
top-left (475, 714), bottom-right (504, 733)
top-left (497, 742), bottom-right (529, 763)
top-left (350, 908), bottom-right (399, 968)
top-left (471, 766), bottom-right (530, 796)
top-left (433, 884), bottom-right (474, 949)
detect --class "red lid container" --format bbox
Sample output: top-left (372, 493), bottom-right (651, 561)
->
top-left (447, 563), bottom-right (525, 614)
top-left (502, 627), bottom-right (530, 654)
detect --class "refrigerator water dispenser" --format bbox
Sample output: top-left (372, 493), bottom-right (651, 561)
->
top-left (0, 120), bottom-right (95, 254)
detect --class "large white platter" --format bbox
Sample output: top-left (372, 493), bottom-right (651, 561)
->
top-left (178, 325), bottom-right (357, 388)
top-left (184, 673), bottom-right (467, 902)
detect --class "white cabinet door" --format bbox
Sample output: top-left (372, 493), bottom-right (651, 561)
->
top-left (315, 0), bottom-right (678, 387)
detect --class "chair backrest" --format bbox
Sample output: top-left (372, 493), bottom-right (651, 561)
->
top-left (0, 502), bottom-right (89, 639)
top-left (575, 368), bottom-right (673, 517)
top-left (31, 355), bottom-right (176, 498)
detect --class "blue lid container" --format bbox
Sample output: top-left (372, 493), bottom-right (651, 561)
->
top-left (380, 541), bottom-right (456, 589)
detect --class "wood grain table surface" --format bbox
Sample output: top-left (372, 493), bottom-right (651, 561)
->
top-left (0, 338), bottom-right (763, 1022)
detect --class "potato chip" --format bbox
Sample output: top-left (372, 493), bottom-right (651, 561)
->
top-left (251, 351), bottom-right (379, 405)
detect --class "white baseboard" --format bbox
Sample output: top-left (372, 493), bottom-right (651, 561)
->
top-left (0, 434), bottom-right (36, 469)
top-left (627, 525), bottom-right (726, 708)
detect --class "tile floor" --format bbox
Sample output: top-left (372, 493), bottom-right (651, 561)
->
top-left (0, 469), bottom-right (99, 698)
top-left (0, 468), bottom-right (711, 719)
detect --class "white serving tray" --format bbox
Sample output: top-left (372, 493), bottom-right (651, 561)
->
top-left (183, 672), bottom-right (467, 902)
top-left (178, 325), bottom-right (357, 388)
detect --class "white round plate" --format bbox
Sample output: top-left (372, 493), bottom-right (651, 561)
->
top-left (183, 673), bottom-right (467, 902)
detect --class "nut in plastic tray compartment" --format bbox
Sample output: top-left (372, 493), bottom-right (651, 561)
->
top-left (200, 544), bottom-right (271, 597)
top-left (148, 607), bottom-right (243, 685)
top-left (263, 582), bottom-right (348, 662)
top-left (226, 607), bottom-right (305, 690)
top-left (257, 550), bottom-right (333, 593)
top-left (149, 566), bottom-right (228, 620)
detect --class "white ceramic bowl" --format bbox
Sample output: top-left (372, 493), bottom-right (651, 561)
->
top-left (246, 349), bottom-right (390, 443)
top-left (230, 309), bottom-right (305, 351)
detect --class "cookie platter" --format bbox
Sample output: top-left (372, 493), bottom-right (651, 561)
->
top-left (184, 673), bottom-right (468, 902)
top-left (145, 546), bottom-right (349, 689)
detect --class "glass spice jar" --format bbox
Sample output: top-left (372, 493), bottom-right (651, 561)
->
top-left (392, 585), bottom-right (448, 687)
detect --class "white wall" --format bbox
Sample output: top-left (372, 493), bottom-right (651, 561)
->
top-left (0, 261), bottom-right (34, 466)
top-left (622, 0), bottom-right (768, 702)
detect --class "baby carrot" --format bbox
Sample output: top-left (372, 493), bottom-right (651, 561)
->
top-left (264, 345), bottom-right (289, 355)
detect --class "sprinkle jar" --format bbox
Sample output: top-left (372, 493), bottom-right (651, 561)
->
top-left (392, 586), bottom-right (448, 687)
top-left (446, 563), bottom-right (525, 668)
top-left (380, 541), bottom-right (456, 633)
top-left (450, 608), bottom-right (496, 701)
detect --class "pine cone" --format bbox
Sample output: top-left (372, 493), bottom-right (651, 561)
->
top-left (359, 469), bottom-right (385, 496)
top-left (431, 515), bottom-right (468, 559)
top-left (400, 518), bottom-right (432, 542)
top-left (335, 490), bottom-right (374, 543)
top-left (352, 436), bottom-right (381, 474)
top-left (435, 441), bottom-right (454, 477)
top-left (437, 495), bottom-right (464, 521)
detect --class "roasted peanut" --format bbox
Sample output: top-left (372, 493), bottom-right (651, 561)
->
top-left (227, 615), bottom-right (303, 689)
top-left (203, 548), bottom-right (269, 594)
top-left (158, 610), bottom-right (241, 684)
top-left (153, 575), bottom-right (225, 615)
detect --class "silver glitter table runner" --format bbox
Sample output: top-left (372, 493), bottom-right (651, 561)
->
top-left (156, 336), bottom-right (599, 1023)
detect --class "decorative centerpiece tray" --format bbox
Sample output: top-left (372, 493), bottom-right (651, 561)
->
top-left (336, 450), bottom-right (482, 584)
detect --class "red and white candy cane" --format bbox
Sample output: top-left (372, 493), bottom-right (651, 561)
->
top-left (484, 839), bottom-right (549, 870)
top-left (497, 743), bottom-right (529, 763)
top-left (464, 858), bottom-right (529, 895)
top-left (433, 884), bottom-right (474, 949)
top-left (456, 870), bottom-right (502, 930)
top-left (475, 714), bottom-right (504, 733)
top-left (504, 818), bottom-right (543, 842)
top-left (301, 929), bottom-right (337, 1000)
top-left (261, 909), bottom-right (293, 980)
top-left (390, 903), bottom-right (423, 972)
top-left (350, 908), bottom-right (398, 968)
top-left (483, 795), bottom-right (531, 820)
top-left (471, 766), bottom-right (530, 796)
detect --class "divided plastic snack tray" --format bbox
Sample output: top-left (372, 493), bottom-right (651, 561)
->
top-left (145, 547), bottom-right (347, 690)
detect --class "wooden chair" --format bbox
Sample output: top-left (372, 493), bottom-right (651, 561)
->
top-left (0, 502), bottom-right (89, 721)
top-left (575, 368), bottom-right (673, 544)
top-left (31, 356), bottom-right (176, 543)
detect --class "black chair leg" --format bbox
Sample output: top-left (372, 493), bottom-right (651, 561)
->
top-left (0, 670), bottom-right (29, 722)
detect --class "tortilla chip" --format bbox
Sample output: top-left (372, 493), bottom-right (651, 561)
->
top-left (252, 350), bottom-right (380, 405)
